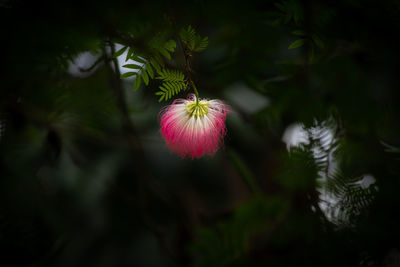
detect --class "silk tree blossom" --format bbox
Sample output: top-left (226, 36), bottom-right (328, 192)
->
top-left (160, 94), bottom-right (230, 159)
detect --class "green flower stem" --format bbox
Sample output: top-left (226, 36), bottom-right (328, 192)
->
top-left (191, 81), bottom-right (199, 104)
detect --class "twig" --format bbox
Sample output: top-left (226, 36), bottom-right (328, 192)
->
top-left (78, 55), bottom-right (106, 72)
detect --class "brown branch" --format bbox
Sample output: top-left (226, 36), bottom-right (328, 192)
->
top-left (78, 55), bottom-right (106, 72)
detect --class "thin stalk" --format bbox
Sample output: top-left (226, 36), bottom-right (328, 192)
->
top-left (191, 81), bottom-right (199, 104)
top-left (177, 32), bottom-right (199, 103)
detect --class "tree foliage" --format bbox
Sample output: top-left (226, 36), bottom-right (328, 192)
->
top-left (1, 0), bottom-right (400, 266)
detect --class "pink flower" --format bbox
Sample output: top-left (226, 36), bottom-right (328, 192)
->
top-left (160, 94), bottom-right (229, 159)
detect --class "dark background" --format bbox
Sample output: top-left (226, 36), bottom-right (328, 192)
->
top-left (1, 0), bottom-right (400, 266)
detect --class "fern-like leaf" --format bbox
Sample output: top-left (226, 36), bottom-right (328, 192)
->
top-left (180, 25), bottom-right (196, 49)
top-left (156, 80), bottom-right (186, 102)
top-left (193, 36), bottom-right (208, 51)
top-left (301, 119), bottom-right (376, 226)
top-left (156, 69), bottom-right (185, 82)
top-left (180, 26), bottom-right (208, 52)
top-left (155, 69), bottom-right (186, 102)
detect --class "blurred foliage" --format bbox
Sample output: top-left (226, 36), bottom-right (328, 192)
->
top-left (1, 0), bottom-right (400, 266)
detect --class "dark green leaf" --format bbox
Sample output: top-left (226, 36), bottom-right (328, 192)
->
top-left (158, 47), bottom-right (171, 60)
top-left (180, 25), bottom-right (196, 46)
top-left (312, 34), bottom-right (324, 49)
top-left (133, 75), bottom-right (141, 91)
top-left (141, 70), bottom-right (149, 85)
top-left (145, 63), bottom-right (154, 79)
top-left (113, 46), bottom-right (127, 58)
top-left (120, 72), bottom-right (136, 79)
top-left (123, 64), bottom-right (142, 69)
top-left (150, 58), bottom-right (161, 74)
top-left (126, 48), bottom-right (134, 62)
top-left (153, 53), bottom-right (165, 67)
top-left (292, 30), bottom-right (305, 36)
top-left (132, 55), bottom-right (146, 64)
top-left (288, 39), bottom-right (306, 49)
top-left (193, 36), bottom-right (209, 52)
top-left (164, 40), bottom-right (176, 52)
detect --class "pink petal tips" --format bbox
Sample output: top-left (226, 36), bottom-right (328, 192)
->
top-left (160, 94), bottom-right (230, 159)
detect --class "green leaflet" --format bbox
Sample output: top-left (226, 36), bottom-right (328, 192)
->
top-left (126, 48), bottom-right (134, 62)
top-left (180, 25), bottom-right (208, 52)
top-left (150, 58), bottom-right (161, 74)
top-left (156, 69), bottom-right (185, 82)
top-left (122, 64), bottom-right (142, 69)
top-left (292, 30), bottom-right (305, 36)
top-left (180, 25), bottom-right (196, 47)
top-left (157, 47), bottom-right (171, 60)
top-left (142, 69), bottom-right (149, 85)
top-left (288, 39), bottom-right (305, 49)
top-left (132, 55), bottom-right (146, 64)
top-left (145, 63), bottom-right (154, 79)
top-left (120, 72), bottom-right (136, 79)
top-left (193, 36), bottom-right (208, 52)
top-left (113, 46), bottom-right (127, 58)
top-left (312, 34), bottom-right (324, 49)
top-left (133, 74), bottom-right (141, 91)
top-left (164, 39), bottom-right (176, 52)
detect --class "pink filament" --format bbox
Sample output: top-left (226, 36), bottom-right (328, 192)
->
top-left (159, 95), bottom-right (229, 159)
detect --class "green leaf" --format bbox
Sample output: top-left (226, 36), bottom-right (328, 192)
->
top-left (145, 63), bottom-right (154, 79)
top-left (164, 40), bottom-right (176, 52)
top-left (120, 72), bottom-right (136, 79)
top-left (312, 34), bottom-right (324, 49)
top-left (133, 75), bottom-right (141, 91)
top-left (122, 64), bottom-right (142, 69)
top-left (150, 58), bottom-right (161, 74)
top-left (156, 78), bottom-right (186, 102)
top-left (158, 47), bottom-right (171, 60)
top-left (288, 39), bottom-right (306, 49)
top-left (180, 25), bottom-right (208, 52)
top-left (293, 12), bottom-right (300, 24)
top-left (126, 48), bottom-right (134, 62)
top-left (156, 69), bottom-right (185, 82)
top-left (180, 25), bottom-right (196, 47)
top-left (193, 36), bottom-right (209, 52)
top-left (113, 46), bottom-right (127, 58)
top-left (158, 94), bottom-right (165, 102)
top-left (132, 55), bottom-right (146, 64)
top-left (292, 30), bottom-right (305, 36)
top-left (141, 69), bottom-right (149, 85)
top-left (153, 53), bottom-right (165, 67)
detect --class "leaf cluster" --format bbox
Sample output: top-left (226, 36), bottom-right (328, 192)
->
top-left (179, 25), bottom-right (209, 52)
top-left (275, 0), bottom-right (303, 25)
top-left (116, 38), bottom-right (176, 91)
top-left (287, 30), bottom-right (325, 62)
top-left (117, 44), bottom-right (187, 102)
top-left (115, 25), bottom-right (209, 102)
